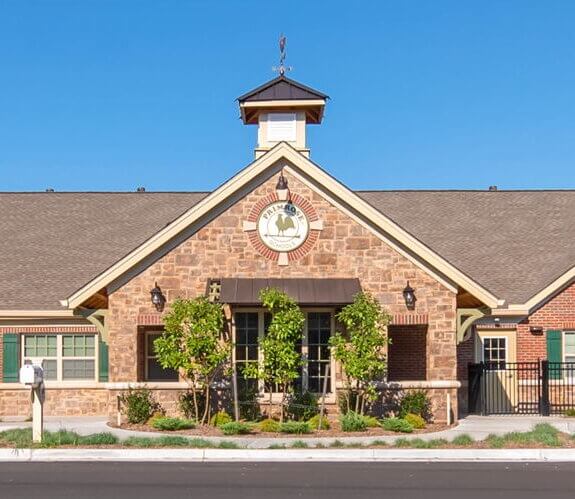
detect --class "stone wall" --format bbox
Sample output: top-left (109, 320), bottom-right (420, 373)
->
top-left (0, 387), bottom-right (108, 417)
top-left (106, 171), bottom-right (458, 421)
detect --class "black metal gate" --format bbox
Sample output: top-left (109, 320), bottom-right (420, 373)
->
top-left (468, 361), bottom-right (575, 415)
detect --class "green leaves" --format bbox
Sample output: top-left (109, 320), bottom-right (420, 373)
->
top-left (155, 297), bottom-right (230, 423)
top-left (243, 288), bottom-right (305, 421)
top-left (330, 292), bottom-right (391, 414)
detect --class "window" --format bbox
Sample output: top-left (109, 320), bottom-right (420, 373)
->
top-left (307, 312), bottom-right (332, 392)
top-left (234, 312), bottom-right (259, 392)
top-left (233, 310), bottom-right (333, 394)
top-left (564, 332), bottom-right (575, 364)
top-left (482, 337), bottom-right (507, 370)
top-left (22, 334), bottom-right (96, 382)
top-left (145, 332), bottom-right (179, 381)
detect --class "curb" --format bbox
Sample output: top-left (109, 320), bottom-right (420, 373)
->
top-left (1, 448), bottom-right (575, 462)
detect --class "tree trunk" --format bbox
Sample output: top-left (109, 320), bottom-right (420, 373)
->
top-left (269, 388), bottom-right (273, 419)
top-left (280, 385), bottom-right (287, 423)
top-left (191, 381), bottom-right (199, 422)
top-left (201, 382), bottom-right (211, 425)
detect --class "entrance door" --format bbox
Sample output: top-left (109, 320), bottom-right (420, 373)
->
top-left (476, 330), bottom-right (518, 414)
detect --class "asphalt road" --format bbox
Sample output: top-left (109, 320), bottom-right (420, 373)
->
top-left (0, 462), bottom-right (574, 499)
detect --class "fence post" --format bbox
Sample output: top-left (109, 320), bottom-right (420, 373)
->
top-left (541, 360), bottom-right (550, 416)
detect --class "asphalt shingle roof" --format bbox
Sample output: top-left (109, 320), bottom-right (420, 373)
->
top-left (1, 189), bottom-right (574, 310)
top-left (0, 192), bottom-right (207, 310)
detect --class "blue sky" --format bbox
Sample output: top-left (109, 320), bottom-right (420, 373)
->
top-left (1, 1), bottom-right (574, 191)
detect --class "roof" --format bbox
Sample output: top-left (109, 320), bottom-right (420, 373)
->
top-left (237, 75), bottom-right (329, 102)
top-left (0, 192), bottom-right (207, 310)
top-left (357, 190), bottom-right (575, 304)
top-left (218, 278), bottom-right (361, 306)
top-left (1, 188), bottom-right (575, 311)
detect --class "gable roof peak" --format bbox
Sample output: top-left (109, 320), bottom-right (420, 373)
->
top-left (237, 75), bottom-right (329, 103)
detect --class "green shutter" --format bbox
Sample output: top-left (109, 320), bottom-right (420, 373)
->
top-left (2, 333), bottom-right (19, 383)
top-left (99, 336), bottom-right (109, 382)
top-left (546, 330), bottom-right (562, 380)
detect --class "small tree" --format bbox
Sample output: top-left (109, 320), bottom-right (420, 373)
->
top-left (243, 288), bottom-right (305, 422)
top-left (154, 297), bottom-right (230, 425)
top-left (329, 292), bottom-right (391, 415)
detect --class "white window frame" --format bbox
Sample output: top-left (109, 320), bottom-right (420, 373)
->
top-left (563, 331), bottom-right (575, 364)
top-left (232, 308), bottom-right (336, 399)
top-left (144, 330), bottom-right (180, 382)
top-left (480, 335), bottom-right (508, 371)
top-left (21, 333), bottom-right (98, 385)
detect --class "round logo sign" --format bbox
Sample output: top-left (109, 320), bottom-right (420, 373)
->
top-left (257, 201), bottom-right (309, 252)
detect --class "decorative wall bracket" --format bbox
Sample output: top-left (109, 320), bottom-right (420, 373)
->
top-left (456, 307), bottom-right (489, 344)
top-left (76, 308), bottom-right (108, 342)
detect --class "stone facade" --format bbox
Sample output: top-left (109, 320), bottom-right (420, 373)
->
top-left (0, 387), bottom-right (108, 417)
top-left (107, 171), bottom-right (458, 421)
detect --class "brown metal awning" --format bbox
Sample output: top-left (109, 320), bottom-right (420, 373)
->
top-left (217, 278), bottom-right (361, 306)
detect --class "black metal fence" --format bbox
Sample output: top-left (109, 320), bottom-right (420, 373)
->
top-left (468, 361), bottom-right (575, 416)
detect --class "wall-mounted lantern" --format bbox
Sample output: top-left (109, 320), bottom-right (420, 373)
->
top-left (150, 282), bottom-right (166, 312)
top-left (276, 172), bottom-right (289, 201)
top-left (403, 281), bottom-right (416, 310)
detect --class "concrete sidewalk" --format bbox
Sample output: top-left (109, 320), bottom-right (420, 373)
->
top-left (1, 415), bottom-right (574, 448)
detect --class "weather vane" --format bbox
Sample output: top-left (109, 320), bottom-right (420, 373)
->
top-left (272, 33), bottom-right (292, 76)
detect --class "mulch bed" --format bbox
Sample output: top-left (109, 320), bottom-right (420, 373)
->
top-left (109, 421), bottom-right (452, 438)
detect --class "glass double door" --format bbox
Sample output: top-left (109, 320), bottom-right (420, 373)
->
top-left (234, 310), bottom-right (333, 394)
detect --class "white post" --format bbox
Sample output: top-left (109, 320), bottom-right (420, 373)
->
top-left (446, 393), bottom-right (452, 426)
top-left (32, 383), bottom-right (44, 443)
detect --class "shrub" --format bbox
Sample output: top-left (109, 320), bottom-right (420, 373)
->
top-left (259, 418), bottom-right (280, 433)
top-left (363, 415), bottom-right (380, 428)
top-left (286, 391), bottom-right (319, 421)
top-left (565, 408), bottom-right (575, 417)
top-left (403, 413), bottom-right (426, 429)
top-left (307, 414), bottom-right (330, 430)
top-left (151, 417), bottom-right (196, 431)
top-left (399, 391), bottom-right (432, 421)
top-left (279, 421), bottom-right (311, 434)
top-left (210, 411), bottom-right (233, 427)
top-left (119, 387), bottom-right (163, 424)
top-left (382, 417), bottom-right (414, 433)
top-left (219, 422), bottom-right (252, 435)
top-left (340, 411), bottom-right (367, 432)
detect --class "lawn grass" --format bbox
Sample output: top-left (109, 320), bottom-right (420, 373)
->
top-left (0, 423), bottom-right (568, 449)
top-left (291, 440), bottom-right (309, 448)
top-left (485, 423), bottom-right (560, 448)
top-left (0, 429), bottom-right (120, 448)
top-left (451, 434), bottom-right (475, 446)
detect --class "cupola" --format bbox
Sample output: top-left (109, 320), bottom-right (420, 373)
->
top-left (237, 37), bottom-right (328, 158)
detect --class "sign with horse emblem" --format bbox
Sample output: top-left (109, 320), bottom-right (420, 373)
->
top-left (257, 201), bottom-right (309, 252)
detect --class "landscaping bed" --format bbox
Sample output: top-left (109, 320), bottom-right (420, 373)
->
top-left (110, 419), bottom-right (451, 438)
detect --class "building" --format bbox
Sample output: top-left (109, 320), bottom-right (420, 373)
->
top-left (1, 73), bottom-right (575, 423)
